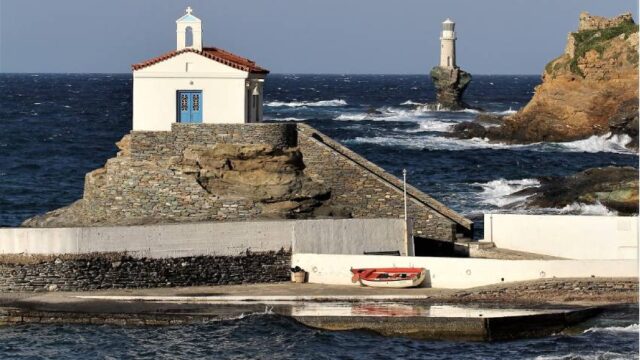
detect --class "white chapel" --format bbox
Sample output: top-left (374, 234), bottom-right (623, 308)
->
top-left (132, 7), bottom-right (269, 131)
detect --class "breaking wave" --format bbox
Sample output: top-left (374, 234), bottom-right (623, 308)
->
top-left (265, 99), bottom-right (347, 107)
top-left (264, 116), bottom-right (307, 122)
top-left (472, 180), bottom-right (618, 215)
top-left (557, 201), bottom-right (617, 216)
top-left (344, 132), bottom-right (635, 154)
top-left (472, 178), bottom-right (540, 207)
top-left (534, 351), bottom-right (638, 360)
top-left (584, 324), bottom-right (639, 334)
top-left (557, 133), bottom-right (634, 154)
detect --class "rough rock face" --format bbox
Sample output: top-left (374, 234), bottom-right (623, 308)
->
top-left (514, 166), bottom-right (638, 215)
top-left (22, 135), bottom-right (332, 227)
top-left (430, 66), bottom-right (472, 110)
top-left (502, 12), bottom-right (639, 145)
top-left (453, 12), bottom-right (639, 149)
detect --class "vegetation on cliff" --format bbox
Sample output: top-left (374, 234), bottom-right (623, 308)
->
top-left (453, 12), bottom-right (639, 149)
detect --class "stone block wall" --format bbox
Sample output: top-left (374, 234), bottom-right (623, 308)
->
top-left (130, 123), bottom-right (297, 160)
top-left (0, 250), bottom-right (290, 292)
top-left (296, 124), bottom-right (472, 241)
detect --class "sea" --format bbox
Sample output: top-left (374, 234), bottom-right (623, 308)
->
top-left (0, 73), bottom-right (638, 359)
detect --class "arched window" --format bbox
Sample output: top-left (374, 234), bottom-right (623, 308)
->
top-left (447, 56), bottom-right (451, 67)
top-left (185, 26), bottom-right (194, 47)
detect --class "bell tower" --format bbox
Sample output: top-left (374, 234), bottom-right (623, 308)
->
top-left (176, 6), bottom-right (203, 51)
top-left (439, 18), bottom-right (456, 68)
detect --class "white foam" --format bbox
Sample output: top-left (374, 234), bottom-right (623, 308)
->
top-left (400, 100), bottom-right (424, 106)
top-left (492, 108), bottom-right (517, 116)
top-left (534, 352), bottom-right (636, 360)
top-left (405, 119), bottom-right (456, 133)
top-left (557, 201), bottom-right (618, 216)
top-left (345, 135), bottom-right (523, 151)
top-left (345, 131), bottom-right (636, 154)
top-left (335, 113), bottom-right (369, 121)
top-left (584, 323), bottom-right (639, 334)
top-left (472, 179), bottom-right (540, 207)
top-left (264, 117), bottom-right (307, 122)
top-left (265, 99), bottom-right (347, 107)
top-left (557, 133), bottom-right (634, 154)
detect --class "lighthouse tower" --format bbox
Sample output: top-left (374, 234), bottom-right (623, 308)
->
top-left (439, 18), bottom-right (456, 68)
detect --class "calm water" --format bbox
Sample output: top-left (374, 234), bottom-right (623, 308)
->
top-left (0, 74), bottom-right (637, 358)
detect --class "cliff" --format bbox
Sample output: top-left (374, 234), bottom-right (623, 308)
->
top-left (455, 12), bottom-right (639, 148)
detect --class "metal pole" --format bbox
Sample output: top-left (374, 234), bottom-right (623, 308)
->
top-left (403, 169), bottom-right (408, 255)
top-left (403, 169), bottom-right (407, 224)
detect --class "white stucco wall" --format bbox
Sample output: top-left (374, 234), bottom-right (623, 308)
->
top-left (133, 52), bottom-right (265, 131)
top-left (484, 214), bottom-right (638, 260)
top-left (0, 219), bottom-right (406, 258)
top-left (292, 253), bottom-right (638, 289)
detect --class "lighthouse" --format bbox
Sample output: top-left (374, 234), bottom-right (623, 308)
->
top-left (439, 18), bottom-right (456, 68)
top-left (429, 17), bottom-right (471, 110)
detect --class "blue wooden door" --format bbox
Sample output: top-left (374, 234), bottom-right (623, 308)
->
top-left (177, 91), bottom-right (203, 123)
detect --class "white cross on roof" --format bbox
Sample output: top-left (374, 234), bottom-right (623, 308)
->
top-left (186, 6), bottom-right (193, 15)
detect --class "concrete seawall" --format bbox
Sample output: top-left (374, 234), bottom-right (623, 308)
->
top-left (485, 214), bottom-right (638, 259)
top-left (0, 218), bottom-right (407, 258)
top-left (292, 253), bottom-right (638, 289)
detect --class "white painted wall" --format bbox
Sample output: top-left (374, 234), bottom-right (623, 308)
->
top-left (133, 52), bottom-right (265, 131)
top-left (0, 219), bottom-right (406, 258)
top-left (292, 253), bottom-right (638, 289)
top-left (484, 214), bottom-right (638, 260)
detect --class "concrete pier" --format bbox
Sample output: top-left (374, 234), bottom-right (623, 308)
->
top-left (0, 280), bottom-right (634, 341)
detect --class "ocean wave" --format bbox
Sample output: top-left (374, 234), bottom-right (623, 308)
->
top-left (472, 178), bottom-right (540, 207)
top-left (492, 108), bottom-right (517, 115)
top-left (400, 100), bottom-right (424, 106)
top-left (264, 117), bottom-right (307, 122)
top-left (335, 113), bottom-right (369, 121)
top-left (584, 323), bottom-right (638, 334)
top-left (343, 132), bottom-right (636, 154)
top-left (265, 99), bottom-right (347, 107)
top-left (557, 201), bottom-right (617, 216)
top-left (557, 133), bottom-right (634, 154)
top-left (344, 135), bottom-right (521, 151)
top-left (403, 119), bottom-right (457, 133)
top-left (534, 351), bottom-right (637, 360)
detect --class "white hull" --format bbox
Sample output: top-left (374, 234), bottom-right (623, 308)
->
top-left (358, 270), bottom-right (426, 288)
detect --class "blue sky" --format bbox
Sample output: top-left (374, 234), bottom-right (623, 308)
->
top-left (0, 0), bottom-right (637, 74)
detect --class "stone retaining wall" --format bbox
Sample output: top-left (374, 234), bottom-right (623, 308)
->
top-left (296, 124), bottom-right (471, 241)
top-left (130, 123), bottom-right (297, 160)
top-left (0, 250), bottom-right (290, 292)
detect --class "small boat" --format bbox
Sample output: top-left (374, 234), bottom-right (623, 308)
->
top-left (350, 267), bottom-right (426, 288)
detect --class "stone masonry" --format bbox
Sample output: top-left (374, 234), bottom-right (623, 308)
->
top-left (296, 124), bottom-right (472, 240)
top-left (23, 123), bottom-right (472, 241)
top-left (0, 250), bottom-right (290, 292)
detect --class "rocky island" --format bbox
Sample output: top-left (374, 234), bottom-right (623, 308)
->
top-left (453, 12), bottom-right (639, 149)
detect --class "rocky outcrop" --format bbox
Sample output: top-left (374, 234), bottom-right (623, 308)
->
top-left (515, 166), bottom-right (638, 215)
top-left (430, 66), bottom-right (472, 110)
top-left (453, 12), bottom-right (639, 149)
top-left (22, 133), bottom-right (332, 227)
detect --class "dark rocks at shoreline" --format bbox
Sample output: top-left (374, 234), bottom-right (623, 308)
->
top-left (609, 99), bottom-right (639, 150)
top-left (448, 114), bottom-right (506, 140)
top-left (514, 166), bottom-right (639, 214)
top-left (429, 66), bottom-right (472, 110)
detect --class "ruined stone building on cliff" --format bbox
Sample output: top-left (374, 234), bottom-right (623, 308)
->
top-left (132, 7), bottom-right (269, 131)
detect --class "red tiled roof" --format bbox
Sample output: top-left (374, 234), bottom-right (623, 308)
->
top-left (132, 47), bottom-right (269, 74)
